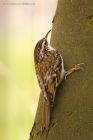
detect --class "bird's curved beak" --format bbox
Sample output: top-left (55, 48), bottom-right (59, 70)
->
top-left (45, 29), bottom-right (51, 39)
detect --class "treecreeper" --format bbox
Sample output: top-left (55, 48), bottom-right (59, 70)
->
top-left (34, 30), bottom-right (84, 136)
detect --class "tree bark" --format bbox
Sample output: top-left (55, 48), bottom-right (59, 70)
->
top-left (29, 0), bottom-right (93, 139)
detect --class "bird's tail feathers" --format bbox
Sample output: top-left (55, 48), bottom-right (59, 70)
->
top-left (42, 98), bottom-right (50, 134)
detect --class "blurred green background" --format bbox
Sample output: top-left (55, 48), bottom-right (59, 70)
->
top-left (0, 27), bottom-right (40, 140)
top-left (0, 1), bottom-right (57, 140)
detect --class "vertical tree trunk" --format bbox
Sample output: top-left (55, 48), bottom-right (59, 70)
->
top-left (29, 0), bottom-right (93, 139)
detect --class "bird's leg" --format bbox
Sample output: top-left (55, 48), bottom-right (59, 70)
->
top-left (65, 63), bottom-right (84, 80)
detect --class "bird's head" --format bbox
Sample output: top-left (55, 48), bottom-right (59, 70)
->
top-left (37, 29), bottom-right (51, 49)
top-left (34, 30), bottom-right (51, 63)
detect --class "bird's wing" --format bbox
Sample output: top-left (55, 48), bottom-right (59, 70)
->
top-left (35, 49), bottom-right (64, 102)
top-left (44, 50), bottom-right (63, 102)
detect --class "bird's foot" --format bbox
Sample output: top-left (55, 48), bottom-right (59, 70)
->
top-left (74, 63), bottom-right (84, 70)
top-left (65, 63), bottom-right (84, 80)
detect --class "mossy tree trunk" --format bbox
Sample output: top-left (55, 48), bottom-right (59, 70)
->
top-left (29, 0), bottom-right (93, 139)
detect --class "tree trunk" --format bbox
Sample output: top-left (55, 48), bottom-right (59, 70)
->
top-left (29, 0), bottom-right (93, 139)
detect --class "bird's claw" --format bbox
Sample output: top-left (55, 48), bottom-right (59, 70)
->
top-left (75, 63), bottom-right (84, 70)
top-left (65, 63), bottom-right (84, 80)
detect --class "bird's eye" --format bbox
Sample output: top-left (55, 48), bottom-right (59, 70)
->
top-left (45, 40), bottom-right (48, 45)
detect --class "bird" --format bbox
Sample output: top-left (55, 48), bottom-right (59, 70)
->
top-left (34, 29), bottom-right (84, 135)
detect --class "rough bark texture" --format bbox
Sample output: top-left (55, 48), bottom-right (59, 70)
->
top-left (29, 0), bottom-right (93, 139)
